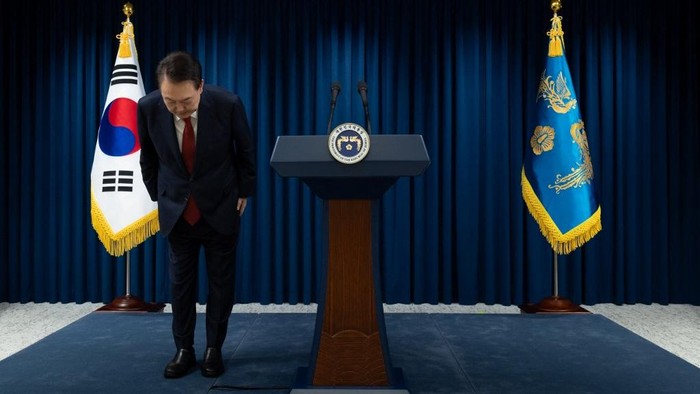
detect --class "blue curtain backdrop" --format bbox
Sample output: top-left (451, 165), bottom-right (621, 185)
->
top-left (1, 0), bottom-right (698, 305)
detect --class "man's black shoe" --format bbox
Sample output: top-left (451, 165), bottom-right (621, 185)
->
top-left (164, 348), bottom-right (196, 379)
top-left (201, 347), bottom-right (224, 377)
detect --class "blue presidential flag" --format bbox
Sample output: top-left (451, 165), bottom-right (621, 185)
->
top-left (90, 11), bottom-right (158, 256)
top-left (521, 11), bottom-right (601, 255)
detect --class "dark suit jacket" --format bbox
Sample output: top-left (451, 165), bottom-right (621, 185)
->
top-left (138, 85), bottom-right (256, 236)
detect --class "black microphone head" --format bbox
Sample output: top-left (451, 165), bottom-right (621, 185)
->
top-left (357, 80), bottom-right (368, 92)
top-left (330, 81), bottom-right (341, 107)
top-left (331, 81), bottom-right (341, 92)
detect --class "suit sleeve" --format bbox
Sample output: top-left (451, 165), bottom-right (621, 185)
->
top-left (138, 99), bottom-right (159, 202)
top-left (231, 97), bottom-right (256, 197)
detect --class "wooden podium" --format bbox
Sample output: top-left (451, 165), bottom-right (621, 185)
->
top-left (270, 135), bottom-right (429, 391)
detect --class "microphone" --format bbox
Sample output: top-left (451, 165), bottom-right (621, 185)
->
top-left (330, 81), bottom-right (341, 107)
top-left (327, 81), bottom-right (341, 134)
top-left (357, 81), bottom-right (372, 134)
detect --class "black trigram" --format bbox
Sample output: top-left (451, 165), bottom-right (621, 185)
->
top-left (102, 170), bottom-right (134, 192)
top-left (110, 64), bottom-right (138, 86)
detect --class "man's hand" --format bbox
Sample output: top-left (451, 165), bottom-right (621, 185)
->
top-left (237, 198), bottom-right (248, 216)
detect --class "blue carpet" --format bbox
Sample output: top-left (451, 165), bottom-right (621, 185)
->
top-left (1, 312), bottom-right (699, 393)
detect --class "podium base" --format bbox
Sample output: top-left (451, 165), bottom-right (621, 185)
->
top-left (97, 294), bottom-right (165, 312)
top-left (519, 296), bottom-right (589, 314)
top-left (291, 367), bottom-right (409, 393)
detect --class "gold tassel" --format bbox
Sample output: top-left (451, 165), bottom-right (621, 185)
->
top-left (547, 13), bottom-right (565, 57)
top-left (117, 3), bottom-right (135, 58)
top-left (117, 21), bottom-right (133, 58)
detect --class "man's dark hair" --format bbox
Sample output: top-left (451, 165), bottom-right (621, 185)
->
top-left (156, 51), bottom-right (202, 88)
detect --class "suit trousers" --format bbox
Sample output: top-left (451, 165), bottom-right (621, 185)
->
top-left (167, 216), bottom-right (239, 351)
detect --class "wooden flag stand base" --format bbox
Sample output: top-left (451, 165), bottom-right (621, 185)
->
top-left (519, 252), bottom-right (589, 314)
top-left (98, 293), bottom-right (165, 312)
top-left (97, 252), bottom-right (165, 313)
top-left (519, 296), bottom-right (588, 313)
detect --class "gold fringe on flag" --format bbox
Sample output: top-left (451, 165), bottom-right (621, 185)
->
top-left (521, 169), bottom-right (601, 255)
top-left (117, 2), bottom-right (134, 58)
top-left (90, 191), bottom-right (160, 257)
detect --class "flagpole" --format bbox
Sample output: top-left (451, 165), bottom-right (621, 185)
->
top-left (98, 250), bottom-right (165, 312)
top-left (520, 251), bottom-right (588, 313)
top-left (552, 252), bottom-right (558, 297)
top-left (95, 3), bottom-right (164, 313)
top-left (518, 0), bottom-right (596, 314)
top-left (125, 251), bottom-right (132, 297)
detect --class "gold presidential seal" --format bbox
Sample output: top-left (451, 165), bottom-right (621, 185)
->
top-left (328, 122), bottom-right (370, 164)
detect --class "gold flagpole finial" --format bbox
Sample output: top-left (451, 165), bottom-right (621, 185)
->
top-left (117, 3), bottom-right (135, 58)
top-left (547, 0), bottom-right (565, 57)
top-left (123, 2), bottom-right (134, 20)
top-left (551, 0), bottom-right (562, 13)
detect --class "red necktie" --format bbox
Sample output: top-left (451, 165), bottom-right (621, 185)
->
top-left (181, 117), bottom-right (201, 225)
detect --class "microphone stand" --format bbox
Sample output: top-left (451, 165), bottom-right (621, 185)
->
top-left (363, 102), bottom-right (373, 134)
top-left (327, 82), bottom-right (341, 134)
top-left (358, 81), bottom-right (372, 134)
top-left (326, 103), bottom-right (337, 135)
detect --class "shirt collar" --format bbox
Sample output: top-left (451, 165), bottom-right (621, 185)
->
top-left (176, 111), bottom-right (198, 122)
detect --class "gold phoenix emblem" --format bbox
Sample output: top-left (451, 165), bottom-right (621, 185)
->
top-left (548, 120), bottom-right (594, 193)
top-left (336, 136), bottom-right (362, 151)
top-left (537, 70), bottom-right (577, 114)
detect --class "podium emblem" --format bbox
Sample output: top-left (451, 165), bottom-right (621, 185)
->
top-left (328, 122), bottom-right (370, 164)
